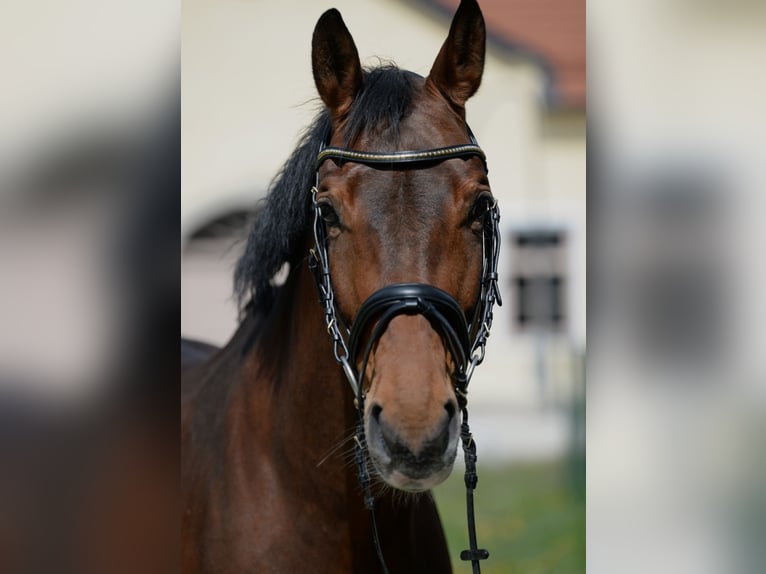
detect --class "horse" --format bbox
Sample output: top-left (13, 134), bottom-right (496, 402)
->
top-left (182, 1), bottom-right (501, 572)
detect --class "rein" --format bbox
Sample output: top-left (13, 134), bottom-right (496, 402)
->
top-left (308, 129), bottom-right (501, 574)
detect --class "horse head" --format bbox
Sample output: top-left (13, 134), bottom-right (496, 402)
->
top-left (311, 0), bottom-right (492, 492)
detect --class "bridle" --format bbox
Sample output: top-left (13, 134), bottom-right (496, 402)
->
top-left (308, 128), bottom-right (501, 574)
top-left (309, 129), bottom-right (501, 573)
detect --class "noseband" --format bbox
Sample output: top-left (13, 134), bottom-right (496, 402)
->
top-left (308, 129), bottom-right (501, 574)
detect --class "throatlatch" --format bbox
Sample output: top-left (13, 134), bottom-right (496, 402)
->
top-left (308, 129), bottom-right (501, 574)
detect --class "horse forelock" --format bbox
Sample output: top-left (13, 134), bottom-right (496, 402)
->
top-left (342, 65), bottom-right (418, 149)
top-left (234, 65), bottom-right (417, 316)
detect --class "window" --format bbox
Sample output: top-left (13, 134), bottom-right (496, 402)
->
top-left (510, 230), bottom-right (567, 332)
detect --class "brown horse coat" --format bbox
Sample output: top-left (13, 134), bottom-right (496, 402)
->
top-left (183, 2), bottom-right (488, 572)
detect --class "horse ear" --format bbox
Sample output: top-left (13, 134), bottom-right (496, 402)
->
top-left (427, 0), bottom-right (486, 109)
top-left (312, 9), bottom-right (363, 119)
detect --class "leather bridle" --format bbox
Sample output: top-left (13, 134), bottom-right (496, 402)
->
top-left (308, 128), bottom-right (501, 574)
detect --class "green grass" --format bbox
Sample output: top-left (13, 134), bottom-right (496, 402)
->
top-left (433, 460), bottom-right (585, 574)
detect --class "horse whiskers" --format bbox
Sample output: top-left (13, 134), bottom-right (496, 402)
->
top-left (382, 481), bottom-right (426, 508)
top-left (323, 437), bottom-right (428, 509)
top-left (371, 475), bottom-right (394, 499)
top-left (315, 432), bottom-right (356, 468)
top-left (322, 428), bottom-right (442, 504)
top-left (365, 458), bottom-right (438, 506)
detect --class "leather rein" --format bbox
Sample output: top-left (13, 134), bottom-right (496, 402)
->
top-left (308, 129), bottom-right (501, 574)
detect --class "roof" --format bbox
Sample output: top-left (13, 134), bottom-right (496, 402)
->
top-left (427, 0), bottom-right (585, 109)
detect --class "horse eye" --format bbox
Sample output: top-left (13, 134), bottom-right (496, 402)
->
top-left (469, 195), bottom-right (493, 223)
top-left (318, 202), bottom-right (340, 227)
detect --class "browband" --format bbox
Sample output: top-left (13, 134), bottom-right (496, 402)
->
top-left (316, 144), bottom-right (487, 171)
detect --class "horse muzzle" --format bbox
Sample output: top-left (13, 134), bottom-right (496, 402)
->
top-left (365, 399), bottom-right (460, 491)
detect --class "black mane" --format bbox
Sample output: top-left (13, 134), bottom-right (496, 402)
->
top-left (234, 65), bottom-right (417, 314)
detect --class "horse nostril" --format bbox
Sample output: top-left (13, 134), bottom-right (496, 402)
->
top-left (368, 403), bottom-right (396, 454)
top-left (444, 400), bottom-right (457, 421)
top-left (370, 408), bottom-right (401, 455)
top-left (371, 403), bottom-right (383, 423)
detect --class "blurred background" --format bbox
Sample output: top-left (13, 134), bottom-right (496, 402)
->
top-left (588, 1), bottom-right (766, 573)
top-left (0, 2), bottom-right (179, 573)
top-left (181, 0), bottom-right (585, 572)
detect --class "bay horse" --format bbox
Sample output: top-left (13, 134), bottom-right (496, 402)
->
top-left (182, 1), bottom-right (501, 572)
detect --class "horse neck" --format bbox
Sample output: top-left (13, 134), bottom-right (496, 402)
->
top-left (226, 262), bottom-right (447, 572)
top-left (242, 259), bottom-right (358, 491)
